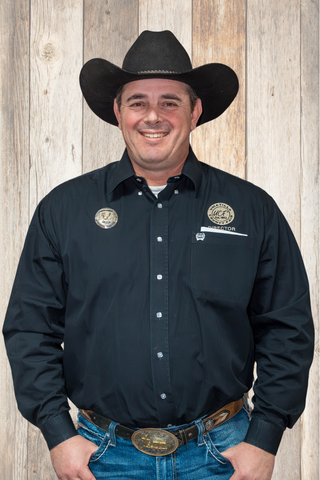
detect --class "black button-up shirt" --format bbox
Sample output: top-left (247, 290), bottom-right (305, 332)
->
top-left (3, 148), bottom-right (314, 455)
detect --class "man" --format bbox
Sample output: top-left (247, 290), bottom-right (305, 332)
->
top-left (3, 30), bottom-right (314, 480)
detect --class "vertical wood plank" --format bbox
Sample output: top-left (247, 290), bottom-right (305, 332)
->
top-left (300, 0), bottom-right (319, 479)
top-left (246, 1), bottom-right (302, 478)
top-left (246, 0), bottom-right (301, 238)
top-left (139, 0), bottom-right (192, 58)
top-left (0, 0), bottom-right (30, 479)
top-left (28, 0), bottom-right (83, 477)
top-left (192, 0), bottom-right (246, 178)
top-left (29, 0), bottom-right (83, 214)
top-left (83, 0), bottom-right (139, 173)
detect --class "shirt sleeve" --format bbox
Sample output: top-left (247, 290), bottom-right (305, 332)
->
top-left (245, 199), bottom-right (314, 455)
top-left (2, 199), bottom-right (78, 450)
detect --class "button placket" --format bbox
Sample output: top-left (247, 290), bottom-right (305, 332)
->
top-left (149, 199), bottom-right (174, 425)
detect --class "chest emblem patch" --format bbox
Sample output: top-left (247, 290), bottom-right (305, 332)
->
top-left (207, 203), bottom-right (235, 226)
top-left (95, 208), bottom-right (118, 229)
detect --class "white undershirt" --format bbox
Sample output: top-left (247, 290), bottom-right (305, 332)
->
top-left (149, 185), bottom-right (166, 198)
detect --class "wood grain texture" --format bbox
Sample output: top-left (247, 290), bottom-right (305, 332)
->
top-left (28, 0), bottom-right (83, 477)
top-left (300, 1), bottom-right (319, 479)
top-left (191, 0), bottom-right (246, 178)
top-left (246, 0), bottom-right (301, 238)
top-left (246, 1), bottom-right (304, 478)
top-left (139, 0), bottom-right (192, 57)
top-left (29, 0), bottom-right (83, 215)
top-left (0, 0), bottom-right (30, 479)
top-left (83, 0), bottom-right (139, 173)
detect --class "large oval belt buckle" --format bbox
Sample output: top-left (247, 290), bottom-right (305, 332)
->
top-left (132, 428), bottom-right (179, 456)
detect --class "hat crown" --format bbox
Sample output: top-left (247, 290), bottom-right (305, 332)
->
top-left (122, 30), bottom-right (192, 74)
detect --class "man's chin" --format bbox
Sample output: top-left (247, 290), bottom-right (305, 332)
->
top-left (130, 150), bottom-right (172, 168)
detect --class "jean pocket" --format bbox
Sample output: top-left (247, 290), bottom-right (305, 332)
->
top-left (77, 422), bottom-right (111, 462)
top-left (204, 433), bottom-right (232, 465)
top-left (205, 407), bottom-right (250, 465)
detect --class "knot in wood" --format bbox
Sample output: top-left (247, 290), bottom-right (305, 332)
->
top-left (41, 43), bottom-right (59, 63)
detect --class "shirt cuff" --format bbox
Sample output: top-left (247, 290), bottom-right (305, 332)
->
top-left (40, 411), bottom-right (79, 450)
top-left (244, 416), bottom-right (284, 455)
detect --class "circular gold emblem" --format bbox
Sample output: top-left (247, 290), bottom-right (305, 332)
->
top-left (207, 203), bottom-right (235, 225)
top-left (95, 208), bottom-right (118, 229)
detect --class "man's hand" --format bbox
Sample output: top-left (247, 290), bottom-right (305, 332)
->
top-left (50, 435), bottom-right (98, 480)
top-left (221, 442), bottom-right (275, 480)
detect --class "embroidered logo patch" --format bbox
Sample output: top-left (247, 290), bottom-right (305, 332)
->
top-left (95, 208), bottom-right (118, 229)
top-left (207, 203), bottom-right (235, 226)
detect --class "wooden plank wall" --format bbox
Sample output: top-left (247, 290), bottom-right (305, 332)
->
top-left (0, 1), bottom-right (318, 478)
top-left (247, 2), bottom-right (319, 479)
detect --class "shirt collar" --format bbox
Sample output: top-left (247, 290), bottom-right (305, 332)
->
top-left (108, 150), bottom-right (136, 193)
top-left (181, 147), bottom-right (203, 196)
top-left (108, 147), bottom-right (203, 195)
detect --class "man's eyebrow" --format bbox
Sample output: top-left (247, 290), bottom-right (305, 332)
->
top-left (159, 94), bottom-right (183, 102)
top-left (125, 94), bottom-right (147, 103)
top-left (125, 93), bottom-right (183, 103)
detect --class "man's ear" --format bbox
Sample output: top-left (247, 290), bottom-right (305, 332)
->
top-left (190, 98), bottom-right (203, 132)
top-left (113, 98), bottom-right (122, 129)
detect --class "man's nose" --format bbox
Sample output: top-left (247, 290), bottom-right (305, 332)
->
top-left (144, 104), bottom-right (162, 124)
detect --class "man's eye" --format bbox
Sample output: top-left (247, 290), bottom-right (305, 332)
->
top-left (130, 102), bottom-right (144, 108)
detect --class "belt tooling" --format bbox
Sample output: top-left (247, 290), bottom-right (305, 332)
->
top-left (80, 398), bottom-right (244, 457)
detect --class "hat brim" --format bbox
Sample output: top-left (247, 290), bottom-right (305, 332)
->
top-left (80, 58), bottom-right (239, 126)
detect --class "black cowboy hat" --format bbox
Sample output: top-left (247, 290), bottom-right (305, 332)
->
top-left (80, 30), bottom-right (239, 127)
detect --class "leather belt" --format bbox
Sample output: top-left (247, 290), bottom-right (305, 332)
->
top-left (80, 398), bottom-right (245, 457)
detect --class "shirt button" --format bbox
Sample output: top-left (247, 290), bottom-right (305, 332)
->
top-left (136, 178), bottom-right (142, 182)
top-left (157, 237), bottom-right (163, 242)
top-left (167, 424), bottom-right (173, 427)
top-left (157, 203), bottom-right (163, 208)
top-left (160, 393), bottom-right (167, 400)
top-left (174, 190), bottom-right (179, 195)
top-left (138, 191), bottom-right (143, 196)
top-left (156, 312), bottom-right (162, 318)
top-left (157, 274), bottom-right (163, 280)
top-left (174, 176), bottom-right (180, 179)
top-left (157, 352), bottom-right (163, 358)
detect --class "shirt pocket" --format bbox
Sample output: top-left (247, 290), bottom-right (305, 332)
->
top-left (191, 232), bottom-right (255, 305)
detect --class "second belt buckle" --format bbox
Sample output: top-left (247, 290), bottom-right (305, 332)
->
top-left (132, 428), bottom-right (179, 456)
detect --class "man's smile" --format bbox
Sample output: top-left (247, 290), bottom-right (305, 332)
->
top-left (140, 132), bottom-right (169, 138)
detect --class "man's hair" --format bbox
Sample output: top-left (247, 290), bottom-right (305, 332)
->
top-left (116, 83), bottom-right (199, 112)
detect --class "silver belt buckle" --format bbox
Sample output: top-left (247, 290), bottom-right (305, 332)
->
top-left (132, 428), bottom-right (179, 456)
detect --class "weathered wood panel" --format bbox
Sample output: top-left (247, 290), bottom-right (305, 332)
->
top-left (246, 1), bottom-right (306, 479)
top-left (29, 0), bottom-right (83, 213)
top-left (0, 0), bottom-right (30, 478)
top-left (300, 1), bottom-right (319, 479)
top-left (83, 0), bottom-right (139, 173)
top-left (192, 0), bottom-right (246, 178)
top-left (246, 0), bottom-right (301, 238)
top-left (139, 0), bottom-right (192, 57)
top-left (28, 0), bottom-right (83, 477)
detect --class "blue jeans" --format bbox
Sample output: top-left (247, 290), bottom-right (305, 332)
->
top-left (77, 405), bottom-right (250, 479)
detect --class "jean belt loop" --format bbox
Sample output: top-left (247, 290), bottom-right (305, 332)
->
top-left (108, 421), bottom-right (119, 446)
top-left (195, 418), bottom-right (206, 446)
top-left (243, 395), bottom-right (250, 410)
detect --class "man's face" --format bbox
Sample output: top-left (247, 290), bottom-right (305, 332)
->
top-left (113, 78), bottom-right (202, 177)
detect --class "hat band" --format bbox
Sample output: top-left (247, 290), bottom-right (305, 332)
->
top-left (137, 69), bottom-right (178, 74)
